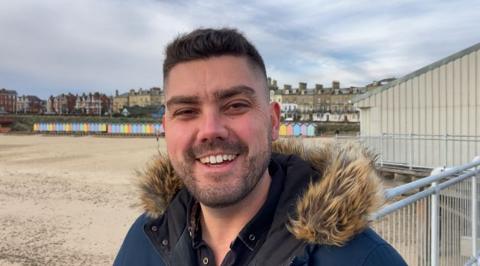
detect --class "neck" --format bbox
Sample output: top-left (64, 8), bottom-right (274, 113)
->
top-left (199, 171), bottom-right (271, 265)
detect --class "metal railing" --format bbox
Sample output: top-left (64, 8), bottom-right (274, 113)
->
top-left (371, 156), bottom-right (480, 266)
top-left (334, 134), bottom-right (480, 169)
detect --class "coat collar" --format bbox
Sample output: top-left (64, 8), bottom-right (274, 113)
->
top-left (136, 139), bottom-right (384, 246)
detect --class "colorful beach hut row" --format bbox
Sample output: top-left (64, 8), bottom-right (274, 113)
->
top-left (33, 122), bottom-right (164, 135)
top-left (279, 123), bottom-right (316, 137)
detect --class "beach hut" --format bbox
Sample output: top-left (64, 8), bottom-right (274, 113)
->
top-left (301, 124), bottom-right (308, 136)
top-left (154, 123), bottom-right (164, 134)
top-left (293, 124), bottom-right (301, 136)
top-left (307, 124), bottom-right (316, 137)
top-left (100, 123), bottom-right (107, 133)
top-left (286, 124), bottom-right (293, 136)
top-left (33, 123), bottom-right (39, 132)
top-left (279, 124), bottom-right (287, 137)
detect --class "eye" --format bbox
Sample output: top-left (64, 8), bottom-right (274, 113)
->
top-left (172, 108), bottom-right (198, 119)
top-left (224, 101), bottom-right (250, 115)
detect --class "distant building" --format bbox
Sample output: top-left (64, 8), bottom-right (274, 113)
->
top-left (112, 87), bottom-right (164, 113)
top-left (113, 90), bottom-right (129, 114)
top-left (47, 93), bottom-right (77, 115)
top-left (16, 95), bottom-right (44, 114)
top-left (75, 92), bottom-right (111, 115)
top-left (270, 80), bottom-right (368, 122)
top-left (46, 92), bottom-right (111, 115)
top-left (0, 88), bottom-right (17, 113)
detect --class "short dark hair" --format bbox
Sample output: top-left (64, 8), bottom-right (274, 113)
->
top-left (163, 28), bottom-right (267, 82)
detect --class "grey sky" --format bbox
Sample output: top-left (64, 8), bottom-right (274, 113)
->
top-left (1, 0), bottom-right (479, 99)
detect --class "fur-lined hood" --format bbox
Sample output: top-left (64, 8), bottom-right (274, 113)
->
top-left (136, 139), bottom-right (384, 247)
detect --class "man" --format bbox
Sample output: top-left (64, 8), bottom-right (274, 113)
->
top-left (114, 28), bottom-right (406, 265)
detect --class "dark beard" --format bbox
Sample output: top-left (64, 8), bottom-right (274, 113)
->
top-left (174, 138), bottom-right (271, 208)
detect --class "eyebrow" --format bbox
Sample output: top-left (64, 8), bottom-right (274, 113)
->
top-left (166, 95), bottom-right (200, 110)
top-left (166, 85), bottom-right (257, 109)
top-left (213, 85), bottom-right (256, 101)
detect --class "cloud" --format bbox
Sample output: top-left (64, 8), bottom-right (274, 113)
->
top-left (0, 0), bottom-right (479, 98)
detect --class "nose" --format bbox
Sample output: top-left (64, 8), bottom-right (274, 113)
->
top-left (197, 110), bottom-right (229, 143)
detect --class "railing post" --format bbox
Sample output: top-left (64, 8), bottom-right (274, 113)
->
top-left (431, 181), bottom-right (439, 266)
top-left (473, 156), bottom-right (480, 261)
top-left (430, 168), bottom-right (443, 266)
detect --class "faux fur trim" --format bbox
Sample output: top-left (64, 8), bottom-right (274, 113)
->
top-left (278, 139), bottom-right (384, 246)
top-left (135, 152), bottom-right (183, 219)
top-left (136, 139), bottom-right (384, 246)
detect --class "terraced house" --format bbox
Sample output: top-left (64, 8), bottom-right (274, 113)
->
top-left (16, 95), bottom-right (44, 114)
top-left (0, 88), bottom-right (17, 113)
top-left (112, 87), bottom-right (164, 113)
top-left (269, 79), bottom-right (378, 122)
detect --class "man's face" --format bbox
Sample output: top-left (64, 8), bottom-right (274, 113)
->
top-left (163, 55), bottom-right (280, 208)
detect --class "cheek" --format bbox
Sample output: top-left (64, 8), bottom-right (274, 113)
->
top-left (232, 119), bottom-right (269, 145)
top-left (165, 124), bottom-right (188, 156)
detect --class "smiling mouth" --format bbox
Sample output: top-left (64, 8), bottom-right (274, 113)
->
top-left (197, 154), bottom-right (238, 165)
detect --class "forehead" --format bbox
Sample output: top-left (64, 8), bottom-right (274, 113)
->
top-left (164, 56), bottom-right (266, 100)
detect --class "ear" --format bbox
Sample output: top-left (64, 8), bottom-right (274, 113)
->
top-left (270, 102), bottom-right (281, 141)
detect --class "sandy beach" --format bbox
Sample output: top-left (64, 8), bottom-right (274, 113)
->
top-left (0, 135), bottom-right (162, 265)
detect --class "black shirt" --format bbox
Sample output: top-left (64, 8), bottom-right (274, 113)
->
top-left (186, 159), bottom-right (285, 266)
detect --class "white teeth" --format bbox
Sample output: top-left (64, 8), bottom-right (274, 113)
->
top-left (199, 154), bottom-right (237, 165)
top-left (209, 155), bottom-right (217, 164)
